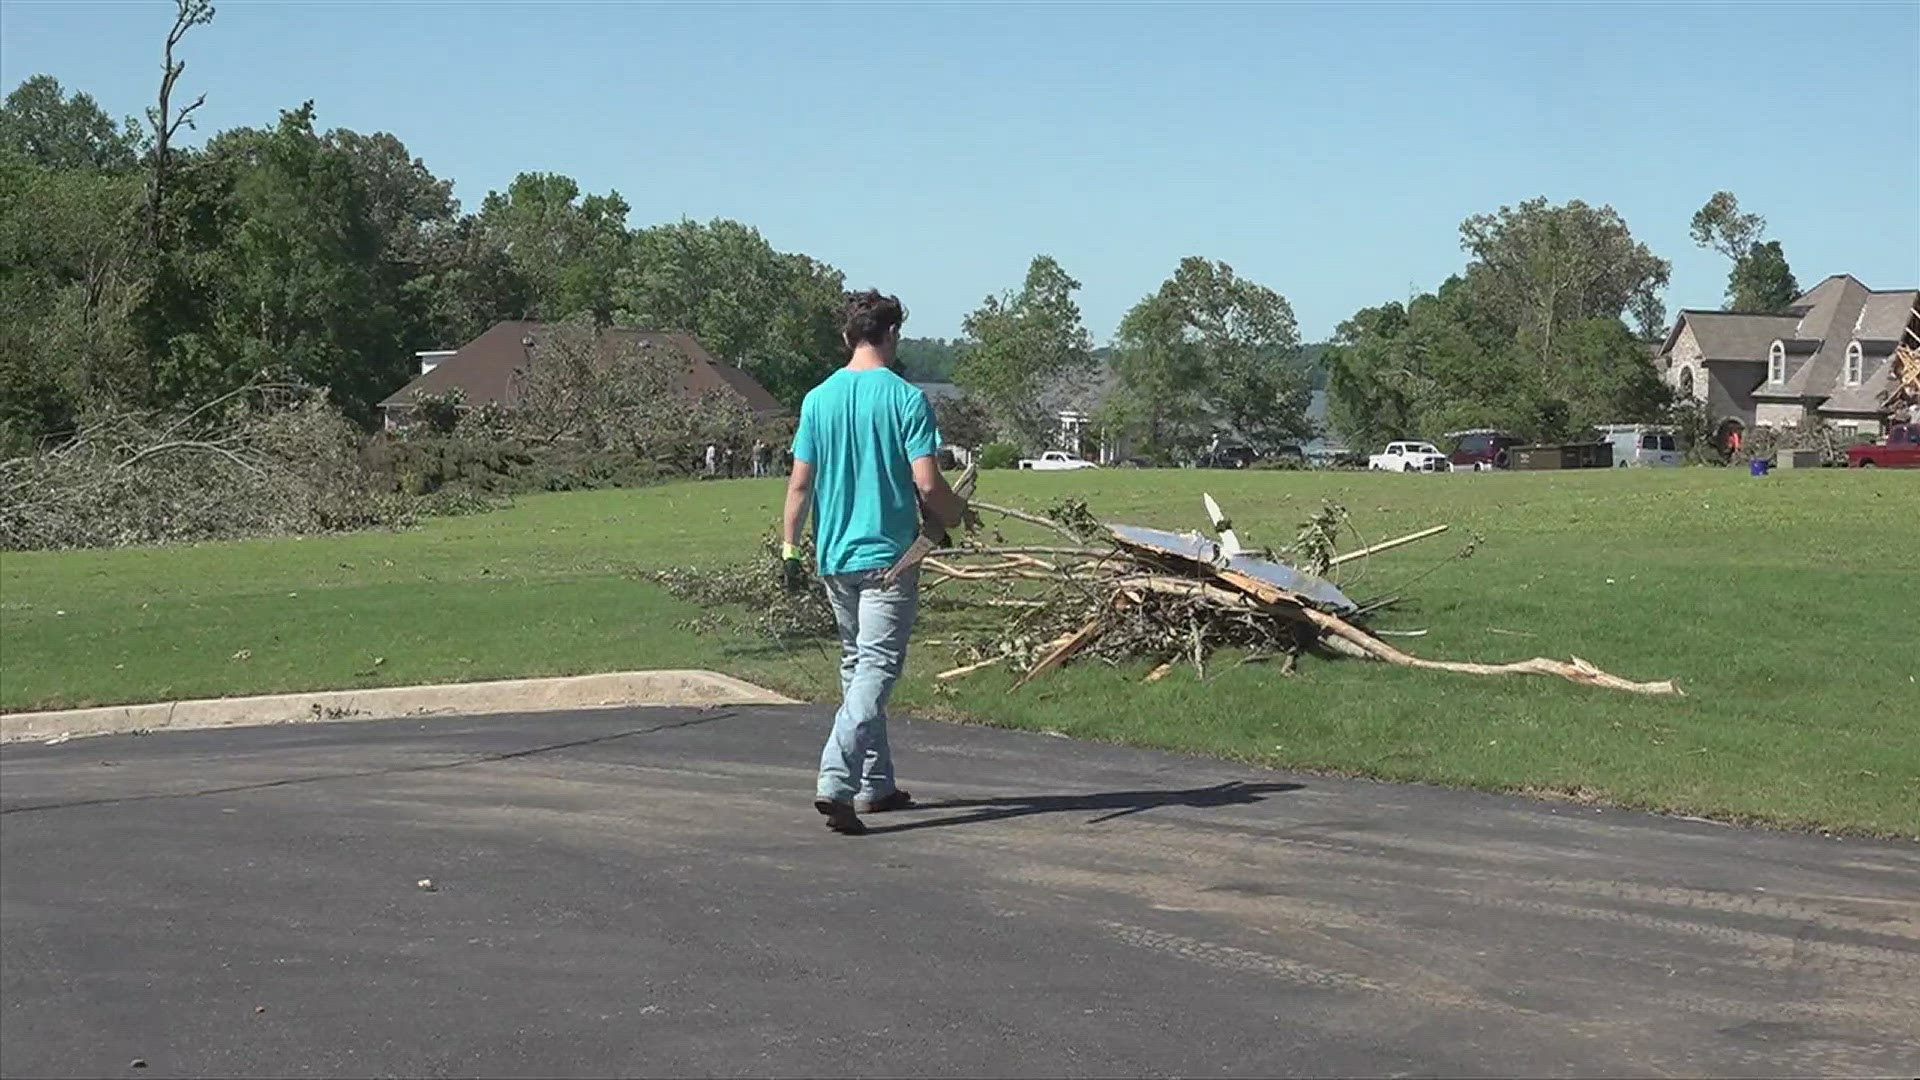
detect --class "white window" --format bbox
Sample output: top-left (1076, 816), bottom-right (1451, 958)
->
top-left (1845, 341), bottom-right (1864, 386)
top-left (1678, 367), bottom-right (1695, 398)
top-left (1838, 423), bottom-right (1859, 440)
top-left (1768, 341), bottom-right (1786, 384)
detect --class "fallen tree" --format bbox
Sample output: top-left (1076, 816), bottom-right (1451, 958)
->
top-left (0, 382), bottom-right (413, 551)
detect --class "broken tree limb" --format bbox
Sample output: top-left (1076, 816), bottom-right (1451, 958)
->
top-left (1326, 525), bottom-right (1449, 567)
top-left (922, 558), bottom-right (1070, 583)
top-left (945, 545), bottom-right (1107, 559)
top-left (1108, 574), bottom-right (1271, 612)
top-left (937, 655), bottom-right (1005, 680)
top-left (970, 500), bottom-right (1098, 544)
top-left (1012, 616), bottom-right (1107, 691)
top-left (1297, 608), bottom-right (1682, 696)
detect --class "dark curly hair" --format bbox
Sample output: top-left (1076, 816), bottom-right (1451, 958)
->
top-left (840, 290), bottom-right (906, 351)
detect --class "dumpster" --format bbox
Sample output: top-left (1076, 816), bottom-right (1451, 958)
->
top-left (1510, 442), bottom-right (1615, 470)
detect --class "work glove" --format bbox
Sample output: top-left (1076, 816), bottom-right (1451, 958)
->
top-left (781, 542), bottom-right (806, 593)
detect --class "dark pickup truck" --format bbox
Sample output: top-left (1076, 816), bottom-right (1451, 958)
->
top-left (1846, 423), bottom-right (1920, 468)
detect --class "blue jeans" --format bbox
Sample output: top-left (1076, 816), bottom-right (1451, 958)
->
top-left (816, 567), bottom-right (919, 805)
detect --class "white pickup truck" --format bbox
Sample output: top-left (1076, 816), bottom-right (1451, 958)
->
top-left (1368, 441), bottom-right (1452, 473)
top-left (1017, 450), bottom-right (1099, 471)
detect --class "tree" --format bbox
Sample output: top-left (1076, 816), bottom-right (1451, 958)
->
top-left (320, 127), bottom-right (477, 353)
top-left (1459, 197), bottom-right (1671, 348)
top-left (323, 128), bottom-right (456, 267)
top-left (417, 214), bottom-right (532, 346)
top-left (1688, 191), bottom-right (1766, 263)
top-left (951, 255), bottom-right (1094, 447)
top-left (1110, 257), bottom-right (1311, 456)
top-left (1727, 240), bottom-right (1799, 314)
top-left (146, 0), bottom-right (215, 243)
top-left (614, 218), bottom-right (846, 408)
top-left (1545, 317), bottom-right (1673, 439)
top-left (0, 157), bottom-right (147, 442)
top-left (896, 337), bottom-right (962, 382)
top-left (0, 76), bottom-right (139, 171)
top-left (513, 315), bottom-right (757, 465)
top-left (931, 393), bottom-right (993, 452)
top-left (475, 172), bottom-right (631, 322)
top-left (143, 103), bottom-right (408, 419)
top-left (1323, 268), bottom-right (1669, 448)
top-left (1690, 192), bottom-right (1799, 313)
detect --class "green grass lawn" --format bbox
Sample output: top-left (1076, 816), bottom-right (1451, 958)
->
top-left (4, 468), bottom-right (1916, 837)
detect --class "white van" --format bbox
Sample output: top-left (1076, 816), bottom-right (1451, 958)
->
top-left (1595, 424), bottom-right (1681, 467)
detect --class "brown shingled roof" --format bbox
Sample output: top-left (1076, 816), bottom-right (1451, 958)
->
top-left (379, 321), bottom-right (786, 417)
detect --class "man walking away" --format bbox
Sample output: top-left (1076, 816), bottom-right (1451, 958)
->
top-left (783, 290), bottom-right (967, 836)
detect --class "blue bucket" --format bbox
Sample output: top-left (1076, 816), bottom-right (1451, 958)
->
top-left (1750, 459), bottom-right (1769, 477)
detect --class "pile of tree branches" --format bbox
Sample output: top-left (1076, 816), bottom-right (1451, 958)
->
top-left (0, 382), bottom-right (410, 550)
top-left (661, 494), bottom-right (1679, 697)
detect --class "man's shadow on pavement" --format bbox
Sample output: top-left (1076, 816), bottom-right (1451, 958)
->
top-left (864, 779), bottom-right (1303, 834)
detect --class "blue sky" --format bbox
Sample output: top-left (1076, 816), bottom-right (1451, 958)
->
top-left (5, 1), bottom-right (1917, 343)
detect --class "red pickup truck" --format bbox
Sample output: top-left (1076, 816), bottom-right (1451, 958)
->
top-left (1847, 422), bottom-right (1920, 468)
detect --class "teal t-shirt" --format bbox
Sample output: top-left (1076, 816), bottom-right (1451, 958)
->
top-left (791, 367), bottom-right (942, 577)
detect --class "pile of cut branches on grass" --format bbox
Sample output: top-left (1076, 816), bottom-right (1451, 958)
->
top-left (921, 497), bottom-right (1677, 695)
top-left (661, 491), bottom-right (1681, 697)
top-left (0, 382), bottom-right (414, 551)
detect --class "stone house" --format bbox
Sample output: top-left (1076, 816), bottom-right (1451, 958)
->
top-left (1659, 275), bottom-right (1920, 442)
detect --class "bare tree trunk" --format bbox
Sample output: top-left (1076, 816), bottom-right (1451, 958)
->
top-left (147, 0), bottom-right (214, 246)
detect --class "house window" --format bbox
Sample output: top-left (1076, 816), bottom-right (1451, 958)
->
top-left (1845, 341), bottom-right (1864, 386)
top-left (1678, 367), bottom-right (1695, 397)
top-left (1838, 423), bottom-right (1859, 440)
top-left (1768, 341), bottom-right (1785, 384)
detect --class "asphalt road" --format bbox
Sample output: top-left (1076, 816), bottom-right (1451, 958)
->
top-left (2, 706), bottom-right (1915, 1078)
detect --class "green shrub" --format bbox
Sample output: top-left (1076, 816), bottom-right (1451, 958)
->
top-left (978, 442), bottom-right (1021, 469)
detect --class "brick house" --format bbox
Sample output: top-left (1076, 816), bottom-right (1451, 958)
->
top-left (1659, 275), bottom-right (1920, 442)
top-left (378, 320), bottom-right (786, 430)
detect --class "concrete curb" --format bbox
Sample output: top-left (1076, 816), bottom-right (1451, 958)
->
top-left (0, 671), bottom-right (799, 745)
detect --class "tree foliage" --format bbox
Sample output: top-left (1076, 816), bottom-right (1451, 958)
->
top-left (476, 172), bottom-right (630, 323)
top-left (1459, 196), bottom-right (1671, 346)
top-left (511, 316), bottom-right (766, 466)
top-left (1326, 198), bottom-right (1674, 449)
top-left (897, 337), bottom-right (962, 382)
top-left (952, 255), bottom-right (1095, 446)
top-left (1726, 240), bottom-right (1799, 314)
top-left (1109, 257), bottom-right (1310, 457)
top-left (613, 218), bottom-right (845, 409)
top-left (0, 157), bottom-right (147, 445)
top-left (1688, 191), bottom-right (1766, 263)
top-left (1690, 191), bottom-right (1799, 313)
top-left (0, 75), bottom-right (139, 172)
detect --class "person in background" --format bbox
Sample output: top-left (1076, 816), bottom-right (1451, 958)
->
top-left (704, 442), bottom-right (718, 478)
top-left (781, 290), bottom-right (967, 836)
